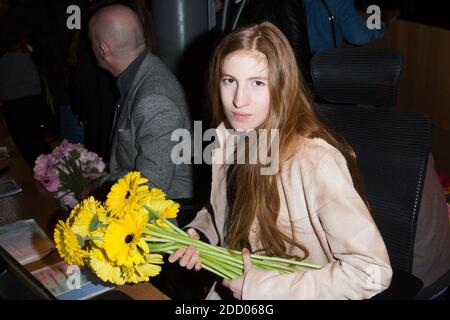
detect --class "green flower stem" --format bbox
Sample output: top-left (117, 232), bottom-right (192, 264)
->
top-left (84, 236), bottom-right (103, 241)
top-left (249, 254), bottom-right (321, 269)
top-left (144, 229), bottom-right (245, 275)
top-left (146, 233), bottom-right (283, 276)
top-left (145, 225), bottom-right (230, 257)
top-left (201, 264), bottom-right (231, 280)
top-left (145, 229), bottom-right (237, 265)
top-left (164, 249), bottom-right (232, 280)
top-left (144, 205), bottom-right (187, 236)
top-left (200, 242), bottom-right (321, 269)
top-left (250, 259), bottom-right (298, 273)
top-left (149, 240), bottom-right (244, 277)
top-left (196, 260), bottom-right (232, 280)
top-left (145, 227), bottom-right (319, 274)
top-left (144, 228), bottom-right (233, 260)
top-left (144, 218), bottom-right (321, 279)
top-left (199, 255), bottom-right (238, 279)
top-left (147, 242), bottom-right (183, 252)
top-left (199, 251), bottom-right (244, 273)
top-left (143, 237), bottom-right (174, 243)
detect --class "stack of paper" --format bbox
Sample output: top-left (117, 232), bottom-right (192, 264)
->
top-left (0, 219), bottom-right (55, 265)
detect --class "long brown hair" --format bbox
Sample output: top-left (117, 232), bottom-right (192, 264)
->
top-left (208, 22), bottom-right (369, 259)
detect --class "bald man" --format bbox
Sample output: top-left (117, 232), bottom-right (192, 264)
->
top-left (88, 4), bottom-right (193, 199)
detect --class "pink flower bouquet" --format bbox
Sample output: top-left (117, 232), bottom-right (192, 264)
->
top-left (33, 140), bottom-right (105, 210)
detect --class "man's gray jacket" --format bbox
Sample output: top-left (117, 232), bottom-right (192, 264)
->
top-left (108, 51), bottom-right (193, 199)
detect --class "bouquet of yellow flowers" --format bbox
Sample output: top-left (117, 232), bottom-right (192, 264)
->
top-left (54, 171), bottom-right (320, 285)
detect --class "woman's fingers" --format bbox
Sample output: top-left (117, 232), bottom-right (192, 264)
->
top-left (168, 245), bottom-right (202, 271)
top-left (168, 247), bottom-right (186, 263)
top-left (179, 246), bottom-right (199, 268)
top-left (185, 250), bottom-right (200, 270)
top-left (186, 228), bottom-right (200, 240)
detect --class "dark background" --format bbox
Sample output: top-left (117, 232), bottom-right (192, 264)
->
top-left (356, 0), bottom-right (450, 30)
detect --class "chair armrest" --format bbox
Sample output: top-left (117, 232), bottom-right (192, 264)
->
top-left (371, 269), bottom-right (423, 300)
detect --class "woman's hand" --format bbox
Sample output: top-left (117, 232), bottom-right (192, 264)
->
top-left (168, 228), bottom-right (202, 271)
top-left (222, 248), bottom-right (253, 300)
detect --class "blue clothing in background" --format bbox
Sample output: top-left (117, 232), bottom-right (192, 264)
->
top-left (60, 105), bottom-right (85, 145)
top-left (304, 0), bottom-right (386, 53)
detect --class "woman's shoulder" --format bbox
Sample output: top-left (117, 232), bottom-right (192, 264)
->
top-left (285, 136), bottom-right (346, 170)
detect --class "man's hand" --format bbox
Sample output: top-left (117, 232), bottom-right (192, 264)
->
top-left (222, 248), bottom-right (253, 300)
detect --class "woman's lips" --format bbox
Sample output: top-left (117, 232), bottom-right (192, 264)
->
top-left (232, 111), bottom-right (252, 121)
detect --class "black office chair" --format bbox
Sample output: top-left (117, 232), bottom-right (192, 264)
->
top-left (317, 104), bottom-right (431, 299)
top-left (310, 48), bottom-right (433, 299)
top-left (311, 48), bottom-right (403, 109)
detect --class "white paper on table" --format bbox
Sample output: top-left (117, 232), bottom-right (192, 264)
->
top-left (0, 219), bottom-right (55, 265)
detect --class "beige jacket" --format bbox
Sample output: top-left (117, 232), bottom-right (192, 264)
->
top-left (187, 124), bottom-right (392, 299)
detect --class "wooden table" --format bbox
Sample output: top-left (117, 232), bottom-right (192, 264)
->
top-left (0, 155), bottom-right (170, 300)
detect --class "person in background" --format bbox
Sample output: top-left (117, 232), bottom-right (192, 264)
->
top-left (87, 4), bottom-right (193, 199)
top-left (38, 0), bottom-right (85, 145)
top-left (169, 22), bottom-right (392, 300)
top-left (0, 39), bottom-right (51, 167)
top-left (0, 1), bottom-right (51, 167)
top-left (69, 0), bottom-right (153, 161)
top-left (303, 0), bottom-right (399, 54)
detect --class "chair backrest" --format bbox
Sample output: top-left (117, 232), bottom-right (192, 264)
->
top-left (316, 104), bottom-right (432, 273)
top-left (311, 48), bottom-right (403, 108)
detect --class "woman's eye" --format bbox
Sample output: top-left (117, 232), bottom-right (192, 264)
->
top-left (222, 78), bottom-right (235, 85)
top-left (253, 80), bottom-right (265, 87)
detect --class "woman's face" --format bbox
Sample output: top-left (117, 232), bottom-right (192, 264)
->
top-left (220, 50), bottom-right (270, 131)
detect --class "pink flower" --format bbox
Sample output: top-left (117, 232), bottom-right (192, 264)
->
top-left (33, 154), bottom-right (54, 177)
top-left (33, 141), bottom-right (105, 199)
top-left (33, 154), bottom-right (60, 192)
top-left (51, 140), bottom-right (74, 161)
top-left (39, 170), bottom-right (60, 192)
top-left (79, 150), bottom-right (105, 174)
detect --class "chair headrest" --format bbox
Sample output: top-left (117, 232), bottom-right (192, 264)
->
top-left (310, 48), bottom-right (403, 108)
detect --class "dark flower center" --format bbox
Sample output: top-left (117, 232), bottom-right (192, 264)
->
top-left (44, 179), bottom-right (50, 184)
top-left (125, 234), bottom-right (134, 244)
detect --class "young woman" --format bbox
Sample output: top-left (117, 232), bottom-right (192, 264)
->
top-left (169, 22), bottom-right (392, 300)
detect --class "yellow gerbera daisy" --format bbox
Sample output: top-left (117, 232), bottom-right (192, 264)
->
top-left (89, 247), bottom-right (126, 285)
top-left (89, 227), bottom-right (107, 248)
top-left (106, 171), bottom-right (149, 218)
top-left (121, 257), bottom-right (163, 283)
top-left (54, 221), bottom-right (89, 266)
top-left (142, 198), bottom-right (180, 227)
top-left (146, 188), bottom-right (167, 201)
top-left (70, 197), bottom-right (107, 238)
top-left (102, 210), bottom-right (149, 267)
